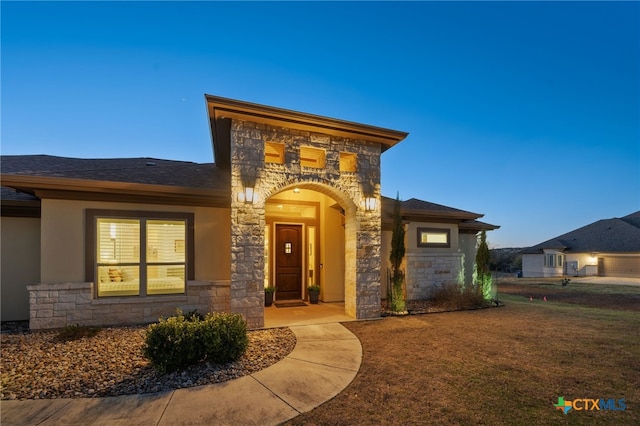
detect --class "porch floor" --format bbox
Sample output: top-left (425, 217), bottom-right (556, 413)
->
top-left (263, 301), bottom-right (357, 328)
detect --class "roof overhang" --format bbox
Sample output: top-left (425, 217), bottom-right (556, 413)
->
top-left (1, 199), bottom-right (41, 217)
top-left (206, 95), bottom-right (409, 169)
top-left (1, 174), bottom-right (230, 208)
top-left (458, 220), bottom-right (501, 232)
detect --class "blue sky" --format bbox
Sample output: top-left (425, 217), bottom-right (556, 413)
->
top-left (2, 1), bottom-right (639, 248)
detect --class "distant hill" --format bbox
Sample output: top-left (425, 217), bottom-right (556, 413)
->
top-left (490, 248), bottom-right (523, 272)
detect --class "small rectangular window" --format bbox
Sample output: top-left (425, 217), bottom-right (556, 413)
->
top-left (265, 142), bottom-right (285, 164)
top-left (300, 146), bottom-right (326, 169)
top-left (417, 227), bottom-right (451, 248)
top-left (339, 152), bottom-right (357, 172)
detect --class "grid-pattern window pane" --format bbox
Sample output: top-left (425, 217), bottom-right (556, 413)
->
top-left (95, 217), bottom-right (186, 297)
top-left (146, 220), bottom-right (186, 295)
top-left (97, 219), bottom-right (140, 296)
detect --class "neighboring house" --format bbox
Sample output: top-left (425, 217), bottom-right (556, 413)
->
top-left (1, 95), bottom-right (498, 329)
top-left (521, 212), bottom-right (640, 278)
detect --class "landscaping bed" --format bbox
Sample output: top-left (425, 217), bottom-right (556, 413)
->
top-left (0, 325), bottom-right (295, 400)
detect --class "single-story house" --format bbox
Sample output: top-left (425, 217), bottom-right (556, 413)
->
top-left (521, 211), bottom-right (640, 278)
top-left (1, 95), bottom-right (498, 329)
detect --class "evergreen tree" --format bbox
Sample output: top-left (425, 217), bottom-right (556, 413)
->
top-left (389, 193), bottom-right (406, 312)
top-left (475, 229), bottom-right (491, 299)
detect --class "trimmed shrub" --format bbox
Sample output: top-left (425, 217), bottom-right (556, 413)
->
top-left (143, 313), bottom-right (203, 373)
top-left (184, 309), bottom-right (205, 322)
top-left (143, 310), bottom-right (248, 373)
top-left (201, 313), bottom-right (249, 364)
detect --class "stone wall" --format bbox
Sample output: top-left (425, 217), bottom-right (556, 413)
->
top-left (27, 281), bottom-right (230, 330)
top-left (405, 252), bottom-right (464, 300)
top-left (229, 120), bottom-right (382, 328)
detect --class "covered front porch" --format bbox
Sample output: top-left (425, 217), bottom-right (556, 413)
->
top-left (264, 301), bottom-right (359, 328)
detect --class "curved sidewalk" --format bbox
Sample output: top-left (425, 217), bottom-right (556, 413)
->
top-left (1, 322), bottom-right (362, 426)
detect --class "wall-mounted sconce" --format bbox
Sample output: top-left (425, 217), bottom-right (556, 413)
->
top-left (365, 196), bottom-right (377, 211)
top-left (237, 170), bottom-right (257, 204)
top-left (244, 184), bottom-right (255, 204)
top-left (237, 183), bottom-right (256, 204)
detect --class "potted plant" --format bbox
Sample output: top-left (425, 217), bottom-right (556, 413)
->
top-left (307, 285), bottom-right (320, 304)
top-left (264, 286), bottom-right (275, 307)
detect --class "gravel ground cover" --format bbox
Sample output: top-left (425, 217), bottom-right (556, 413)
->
top-left (0, 323), bottom-right (295, 400)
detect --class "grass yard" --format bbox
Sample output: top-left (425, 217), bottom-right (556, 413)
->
top-left (285, 280), bottom-right (640, 425)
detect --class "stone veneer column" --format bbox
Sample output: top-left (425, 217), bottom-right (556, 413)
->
top-left (229, 119), bottom-right (383, 327)
top-left (230, 121), bottom-right (266, 329)
top-left (355, 207), bottom-right (382, 319)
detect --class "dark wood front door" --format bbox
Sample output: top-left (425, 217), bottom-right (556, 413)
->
top-left (275, 224), bottom-right (302, 300)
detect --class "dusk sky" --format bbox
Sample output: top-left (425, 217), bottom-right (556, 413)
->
top-left (2, 1), bottom-right (639, 248)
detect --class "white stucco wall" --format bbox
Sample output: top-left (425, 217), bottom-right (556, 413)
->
top-left (564, 253), bottom-right (599, 276)
top-left (522, 254), bottom-right (544, 277)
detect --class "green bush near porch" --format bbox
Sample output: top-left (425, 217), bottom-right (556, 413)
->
top-left (143, 310), bottom-right (248, 373)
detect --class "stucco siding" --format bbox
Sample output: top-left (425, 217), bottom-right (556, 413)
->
top-left (564, 253), bottom-right (599, 276)
top-left (1, 217), bottom-right (41, 321)
top-left (522, 254), bottom-right (544, 277)
top-left (322, 204), bottom-right (346, 302)
top-left (406, 222), bottom-right (458, 253)
top-left (40, 199), bottom-right (230, 284)
top-left (459, 233), bottom-right (477, 285)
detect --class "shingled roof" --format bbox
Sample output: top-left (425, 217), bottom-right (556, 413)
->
top-left (521, 211), bottom-right (640, 254)
top-left (380, 196), bottom-right (499, 231)
top-left (1, 155), bottom-right (230, 208)
top-left (1, 155), bottom-right (226, 190)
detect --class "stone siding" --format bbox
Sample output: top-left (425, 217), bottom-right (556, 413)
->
top-left (27, 281), bottom-right (230, 330)
top-left (405, 253), bottom-right (464, 300)
top-left (229, 120), bottom-right (382, 328)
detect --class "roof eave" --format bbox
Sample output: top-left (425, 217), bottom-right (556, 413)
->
top-left (206, 94), bottom-right (409, 152)
top-left (1, 174), bottom-right (230, 208)
top-left (397, 208), bottom-right (483, 221)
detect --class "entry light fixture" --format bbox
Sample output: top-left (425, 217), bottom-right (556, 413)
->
top-left (237, 184), bottom-right (255, 204)
top-left (365, 196), bottom-right (377, 212)
top-left (243, 184), bottom-right (255, 204)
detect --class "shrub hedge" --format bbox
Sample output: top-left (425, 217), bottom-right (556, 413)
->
top-left (143, 310), bottom-right (249, 373)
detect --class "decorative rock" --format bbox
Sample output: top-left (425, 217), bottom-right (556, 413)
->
top-left (0, 323), bottom-right (295, 400)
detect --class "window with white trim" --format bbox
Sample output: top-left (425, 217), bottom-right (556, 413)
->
top-left (87, 210), bottom-right (194, 297)
top-left (544, 254), bottom-right (564, 268)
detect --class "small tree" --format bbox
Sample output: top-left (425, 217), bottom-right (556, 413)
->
top-left (389, 193), bottom-right (406, 312)
top-left (475, 229), bottom-right (492, 300)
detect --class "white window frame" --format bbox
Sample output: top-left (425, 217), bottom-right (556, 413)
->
top-left (544, 253), bottom-right (564, 268)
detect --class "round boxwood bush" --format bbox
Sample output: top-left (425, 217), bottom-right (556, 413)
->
top-left (143, 310), bottom-right (248, 373)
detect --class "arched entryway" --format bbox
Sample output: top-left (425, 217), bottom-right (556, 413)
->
top-left (262, 182), bottom-right (358, 318)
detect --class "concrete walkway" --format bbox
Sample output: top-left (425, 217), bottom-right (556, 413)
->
top-left (1, 322), bottom-right (362, 426)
